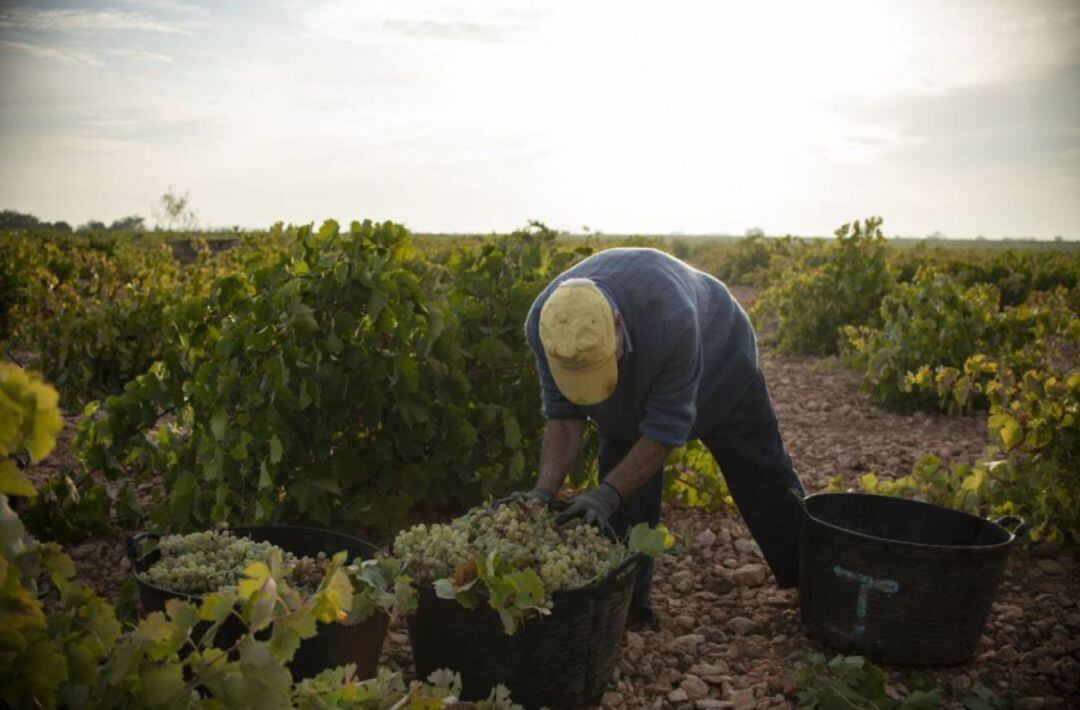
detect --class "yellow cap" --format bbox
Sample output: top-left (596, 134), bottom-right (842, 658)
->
top-left (539, 279), bottom-right (617, 405)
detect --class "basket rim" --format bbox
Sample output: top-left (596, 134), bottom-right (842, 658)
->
top-left (799, 492), bottom-right (1017, 553)
top-left (128, 524), bottom-right (384, 601)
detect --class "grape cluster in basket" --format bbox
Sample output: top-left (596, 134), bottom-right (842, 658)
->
top-left (394, 499), bottom-right (622, 594)
top-left (143, 529), bottom-right (330, 596)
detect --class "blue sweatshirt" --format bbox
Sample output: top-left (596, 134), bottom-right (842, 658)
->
top-left (524, 248), bottom-right (758, 446)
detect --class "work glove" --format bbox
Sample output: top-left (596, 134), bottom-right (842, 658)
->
top-left (554, 482), bottom-right (621, 534)
top-left (492, 487), bottom-right (556, 508)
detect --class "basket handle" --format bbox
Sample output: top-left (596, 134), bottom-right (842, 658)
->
top-left (126, 531), bottom-right (160, 567)
top-left (992, 515), bottom-right (1027, 538)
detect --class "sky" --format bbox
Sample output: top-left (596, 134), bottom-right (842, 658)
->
top-left (0, 0), bottom-right (1078, 238)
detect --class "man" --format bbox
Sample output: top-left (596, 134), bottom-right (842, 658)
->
top-left (499, 247), bottom-right (804, 628)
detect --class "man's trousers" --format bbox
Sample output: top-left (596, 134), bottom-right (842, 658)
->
top-left (599, 370), bottom-right (805, 616)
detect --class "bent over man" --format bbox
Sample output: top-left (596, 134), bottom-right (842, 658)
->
top-left (502, 247), bottom-right (804, 628)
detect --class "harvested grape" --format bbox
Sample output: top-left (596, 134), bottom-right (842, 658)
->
top-left (394, 499), bottom-right (627, 599)
top-left (142, 529), bottom-right (331, 596)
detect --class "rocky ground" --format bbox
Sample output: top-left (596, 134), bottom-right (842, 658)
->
top-left (29, 286), bottom-right (1080, 708)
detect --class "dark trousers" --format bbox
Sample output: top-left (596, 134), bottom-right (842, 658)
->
top-left (599, 371), bottom-right (804, 614)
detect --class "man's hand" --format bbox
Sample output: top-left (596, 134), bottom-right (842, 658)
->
top-left (492, 487), bottom-right (556, 508)
top-left (554, 482), bottom-right (621, 532)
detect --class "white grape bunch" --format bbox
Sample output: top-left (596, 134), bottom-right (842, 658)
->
top-left (142, 529), bottom-right (331, 596)
top-left (394, 500), bottom-right (623, 596)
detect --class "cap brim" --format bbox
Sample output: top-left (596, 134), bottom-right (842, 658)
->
top-left (549, 352), bottom-right (618, 406)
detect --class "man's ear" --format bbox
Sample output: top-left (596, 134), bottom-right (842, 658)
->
top-left (613, 310), bottom-right (623, 328)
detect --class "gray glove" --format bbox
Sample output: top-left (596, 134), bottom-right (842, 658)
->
top-left (554, 482), bottom-right (622, 532)
top-left (493, 487), bottom-right (556, 508)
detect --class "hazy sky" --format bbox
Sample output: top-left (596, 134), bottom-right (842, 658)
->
top-left (1, 0), bottom-right (1078, 237)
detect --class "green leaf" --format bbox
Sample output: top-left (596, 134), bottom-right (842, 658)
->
top-left (211, 409), bottom-right (228, 440)
top-left (997, 416), bottom-right (1022, 449)
top-left (899, 689), bottom-right (942, 709)
top-left (0, 460), bottom-right (37, 497)
top-left (199, 590), bottom-right (239, 624)
top-left (238, 561), bottom-right (272, 600)
top-left (628, 523), bottom-right (674, 558)
top-left (503, 414), bottom-right (521, 449)
top-left (268, 435), bottom-right (283, 464)
top-left (237, 636), bottom-right (293, 706)
top-left (433, 579), bottom-right (456, 600)
top-left (141, 662), bottom-right (185, 706)
top-left (13, 636), bottom-right (68, 707)
top-left (165, 598), bottom-right (200, 634)
top-left (133, 612), bottom-right (180, 661)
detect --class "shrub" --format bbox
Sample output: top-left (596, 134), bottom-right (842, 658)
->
top-left (754, 218), bottom-right (891, 356)
top-left (844, 271), bottom-right (1075, 413)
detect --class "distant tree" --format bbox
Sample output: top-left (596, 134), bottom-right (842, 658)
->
top-left (154, 187), bottom-right (198, 231)
top-left (108, 215), bottom-right (146, 232)
top-left (1054, 235), bottom-right (1064, 242)
top-left (927, 230), bottom-right (946, 240)
top-left (745, 227), bottom-right (765, 238)
top-left (0, 210), bottom-right (78, 233)
top-left (78, 220), bottom-right (108, 233)
top-left (0, 209), bottom-right (42, 229)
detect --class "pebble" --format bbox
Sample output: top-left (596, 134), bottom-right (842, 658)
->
top-left (695, 529), bottom-right (718, 548)
top-left (730, 688), bottom-right (756, 709)
top-left (674, 634), bottom-right (707, 652)
top-left (681, 674), bottom-right (710, 700)
top-left (672, 570), bottom-right (696, 593)
top-left (726, 616), bottom-right (756, 636)
top-left (668, 688), bottom-right (690, 703)
top-left (601, 691), bottom-right (623, 706)
top-left (733, 564), bottom-right (767, 588)
top-left (733, 538), bottom-right (759, 556)
top-left (1035, 558), bottom-right (1064, 575)
top-left (690, 661), bottom-right (730, 680)
top-left (950, 674), bottom-right (973, 694)
top-left (997, 604), bottom-right (1024, 623)
top-left (706, 573), bottom-right (736, 595)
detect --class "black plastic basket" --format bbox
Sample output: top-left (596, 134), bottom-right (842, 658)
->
top-left (798, 493), bottom-right (1023, 665)
top-left (405, 553), bottom-right (643, 709)
top-left (127, 525), bottom-right (390, 680)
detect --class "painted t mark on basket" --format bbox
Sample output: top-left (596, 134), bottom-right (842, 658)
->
top-left (829, 565), bottom-right (900, 639)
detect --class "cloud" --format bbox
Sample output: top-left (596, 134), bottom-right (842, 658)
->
top-left (840, 60), bottom-right (1080, 173)
top-left (110, 49), bottom-right (175, 63)
top-left (300, 0), bottom-right (544, 44)
top-left (0, 8), bottom-right (189, 35)
top-left (112, 0), bottom-right (211, 17)
top-left (0, 39), bottom-right (102, 65)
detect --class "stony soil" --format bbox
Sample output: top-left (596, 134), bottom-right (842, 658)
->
top-left (27, 286), bottom-right (1080, 708)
